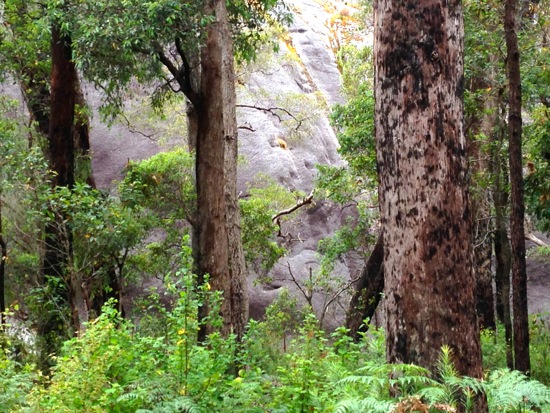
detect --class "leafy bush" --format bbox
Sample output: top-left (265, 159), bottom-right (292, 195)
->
top-left (0, 346), bottom-right (35, 413)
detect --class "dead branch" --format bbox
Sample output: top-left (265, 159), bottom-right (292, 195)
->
top-left (526, 232), bottom-right (548, 247)
top-left (272, 190), bottom-right (314, 237)
top-left (237, 104), bottom-right (305, 130)
top-left (272, 191), bottom-right (314, 222)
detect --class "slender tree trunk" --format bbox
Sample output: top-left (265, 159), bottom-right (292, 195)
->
top-left (375, 4), bottom-right (486, 410)
top-left (0, 199), bottom-right (6, 328)
top-left (195, 0), bottom-right (248, 342)
top-left (467, 78), bottom-right (497, 331)
top-left (494, 197), bottom-right (514, 368)
top-left (504, 0), bottom-right (530, 374)
top-left (345, 234), bottom-right (384, 341)
top-left (488, 94), bottom-right (514, 367)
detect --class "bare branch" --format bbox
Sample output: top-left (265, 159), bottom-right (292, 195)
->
top-left (526, 232), bottom-right (548, 247)
top-left (237, 104), bottom-right (305, 130)
top-left (118, 112), bottom-right (157, 141)
top-left (272, 190), bottom-right (314, 223)
top-left (238, 123), bottom-right (256, 132)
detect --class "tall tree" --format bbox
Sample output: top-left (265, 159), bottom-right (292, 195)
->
top-left (374, 0), bottom-right (486, 396)
top-left (504, 0), bottom-right (530, 374)
top-left (65, 0), bottom-right (288, 341)
top-left (195, 0), bottom-right (248, 340)
top-left (37, 21), bottom-right (81, 372)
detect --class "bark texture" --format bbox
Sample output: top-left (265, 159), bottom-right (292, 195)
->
top-left (504, 0), bottom-right (530, 374)
top-left (345, 234), bottom-right (384, 341)
top-left (195, 0), bottom-right (248, 341)
top-left (38, 25), bottom-right (79, 372)
top-left (374, 0), bottom-right (485, 393)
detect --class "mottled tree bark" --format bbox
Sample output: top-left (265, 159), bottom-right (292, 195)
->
top-left (195, 0), bottom-right (248, 342)
top-left (374, 3), bottom-right (486, 408)
top-left (345, 234), bottom-right (384, 341)
top-left (504, 0), bottom-right (530, 374)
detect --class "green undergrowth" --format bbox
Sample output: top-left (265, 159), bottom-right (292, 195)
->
top-left (1, 275), bottom-right (549, 413)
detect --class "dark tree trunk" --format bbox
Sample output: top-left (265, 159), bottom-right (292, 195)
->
top-left (345, 234), bottom-right (384, 341)
top-left (38, 24), bottom-right (79, 373)
top-left (504, 0), bottom-right (530, 374)
top-left (195, 0), bottom-right (248, 342)
top-left (0, 200), bottom-right (6, 327)
top-left (375, 4), bottom-right (486, 410)
top-left (494, 208), bottom-right (514, 368)
top-left (48, 25), bottom-right (76, 189)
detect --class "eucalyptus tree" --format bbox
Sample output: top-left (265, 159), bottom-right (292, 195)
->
top-left (65, 0), bottom-right (289, 341)
top-left (374, 2), bottom-right (486, 407)
top-left (505, 0), bottom-right (530, 374)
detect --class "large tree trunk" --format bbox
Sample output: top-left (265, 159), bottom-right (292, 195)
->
top-left (504, 0), bottom-right (530, 374)
top-left (38, 24), bottom-right (81, 373)
top-left (195, 0), bottom-right (248, 342)
top-left (374, 1), bottom-right (486, 403)
top-left (345, 234), bottom-right (384, 341)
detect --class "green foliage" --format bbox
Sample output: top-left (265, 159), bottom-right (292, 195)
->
top-left (485, 369), bottom-right (550, 413)
top-left (0, 0), bottom-right (51, 83)
top-left (240, 179), bottom-right (298, 273)
top-left (4, 299), bottom-right (550, 413)
top-left (481, 317), bottom-right (550, 386)
top-left (240, 195), bottom-right (286, 272)
top-left (525, 107), bottom-right (550, 234)
top-left (120, 147), bottom-right (196, 222)
top-left (61, 0), bottom-right (290, 117)
top-left (315, 44), bottom-right (378, 282)
top-left (121, 154), bottom-right (291, 274)
top-left (0, 347), bottom-right (36, 413)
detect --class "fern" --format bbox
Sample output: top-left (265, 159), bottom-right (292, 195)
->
top-left (136, 396), bottom-right (202, 413)
top-left (485, 369), bottom-right (550, 412)
top-left (334, 396), bottom-right (395, 413)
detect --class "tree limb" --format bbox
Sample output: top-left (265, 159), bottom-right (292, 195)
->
top-left (272, 190), bottom-right (314, 223)
top-left (526, 232), bottom-right (548, 247)
top-left (272, 191), bottom-right (314, 237)
top-left (237, 104), bottom-right (304, 130)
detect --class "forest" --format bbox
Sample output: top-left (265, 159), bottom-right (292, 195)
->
top-left (0, 0), bottom-right (549, 412)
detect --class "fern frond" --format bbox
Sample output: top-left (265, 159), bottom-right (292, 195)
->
top-left (335, 396), bottom-right (395, 413)
top-left (486, 368), bottom-right (550, 411)
top-left (138, 396), bottom-right (202, 413)
top-left (358, 396), bottom-right (396, 412)
top-left (337, 374), bottom-right (387, 389)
